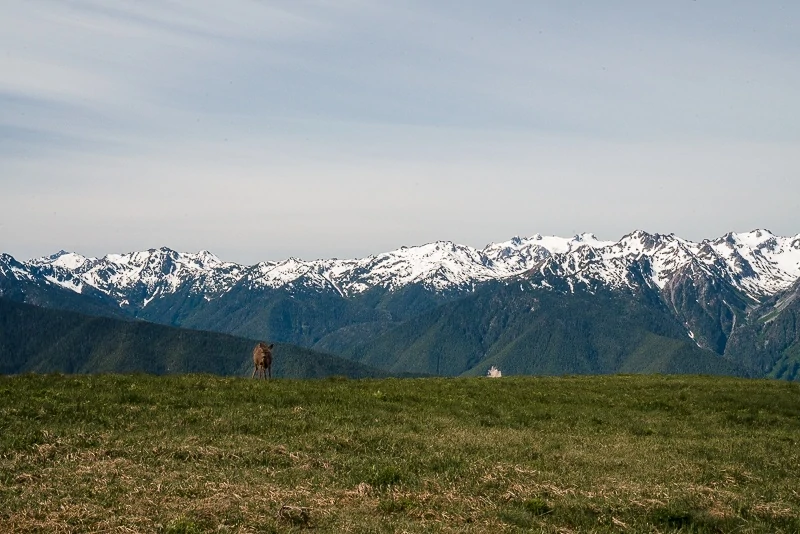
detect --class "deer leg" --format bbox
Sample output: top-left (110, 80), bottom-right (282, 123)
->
top-left (252, 367), bottom-right (257, 378)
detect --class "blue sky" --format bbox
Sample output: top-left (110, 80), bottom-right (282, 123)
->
top-left (2, 1), bottom-right (799, 264)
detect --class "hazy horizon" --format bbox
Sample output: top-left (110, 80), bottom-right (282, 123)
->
top-left (3, 2), bottom-right (798, 264)
top-left (5, 226), bottom-right (798, 265)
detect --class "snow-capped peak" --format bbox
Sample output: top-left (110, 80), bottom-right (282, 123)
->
top-left (727, 229), bottom-right (776, 249)
top-left (352, 240), bottom-right (490, 291)
top-left (48, 251), bottom-right (91, 270)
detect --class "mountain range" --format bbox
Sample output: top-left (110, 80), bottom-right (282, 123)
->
top-left (2, 229), bottom-right (799, 379)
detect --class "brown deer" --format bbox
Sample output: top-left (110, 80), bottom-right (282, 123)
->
top-left (252, 342), bottom-right (274, 379)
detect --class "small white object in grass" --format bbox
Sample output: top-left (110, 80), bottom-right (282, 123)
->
top-left (487, 366), bottom-right (502, 378)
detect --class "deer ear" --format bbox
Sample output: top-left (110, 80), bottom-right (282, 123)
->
top-left (268, 344), bottom-right (274, 349)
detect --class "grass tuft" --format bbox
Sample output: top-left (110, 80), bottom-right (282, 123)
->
top-left (162, 516), bottom-right (206, 534)
top-left (277, 505), bottom-right (312, 527)
top-left (523, 497), bottom-right (552, 516)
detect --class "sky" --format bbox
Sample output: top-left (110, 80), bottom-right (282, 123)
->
top-left (1, 1), bottom-right (799, 264)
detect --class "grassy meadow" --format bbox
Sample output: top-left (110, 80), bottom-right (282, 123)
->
top-left (1, 374), bottom-right (799, 533)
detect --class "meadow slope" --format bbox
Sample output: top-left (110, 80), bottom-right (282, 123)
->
top-left (1, 374), bottom-right (799, 533)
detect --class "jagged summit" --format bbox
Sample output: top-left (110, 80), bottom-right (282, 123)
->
top-left (6, 229), bottom-right (800, 309)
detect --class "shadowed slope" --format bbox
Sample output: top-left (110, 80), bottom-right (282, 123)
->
top-left (347, 283), bottom-right (747, 377)
top-left (0, 298), bottom-right (386, 378)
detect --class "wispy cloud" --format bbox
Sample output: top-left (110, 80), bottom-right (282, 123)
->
top-left (1, 1), bottom-right (799, 263)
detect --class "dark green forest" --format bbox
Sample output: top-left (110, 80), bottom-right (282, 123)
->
top-left (0, 298), bottom-right (385, 378)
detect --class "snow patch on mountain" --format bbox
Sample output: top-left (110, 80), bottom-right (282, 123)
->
top-left (348, 241), bottom-right (494, 291)
top-left (247, 258), bottom-right (343, 293)
top-left (707, 230), bottom-right (800, 296)
top-left (24, 247), bottom-right (245, 305)
top-left (44, 275), bottom-right (84, 293)
top-left (525, 230), bottom-right (800, 298)
top-left (49, 251), bottom-right (90, 270)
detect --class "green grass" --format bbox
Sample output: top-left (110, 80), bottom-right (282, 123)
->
top-left (1, 374), bottom-right (799, 533)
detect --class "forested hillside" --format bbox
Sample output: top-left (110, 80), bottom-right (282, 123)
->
top-left (0, 298), bottom-right (386, 378)
top-left (345, 283), bottom-right (748, 377)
